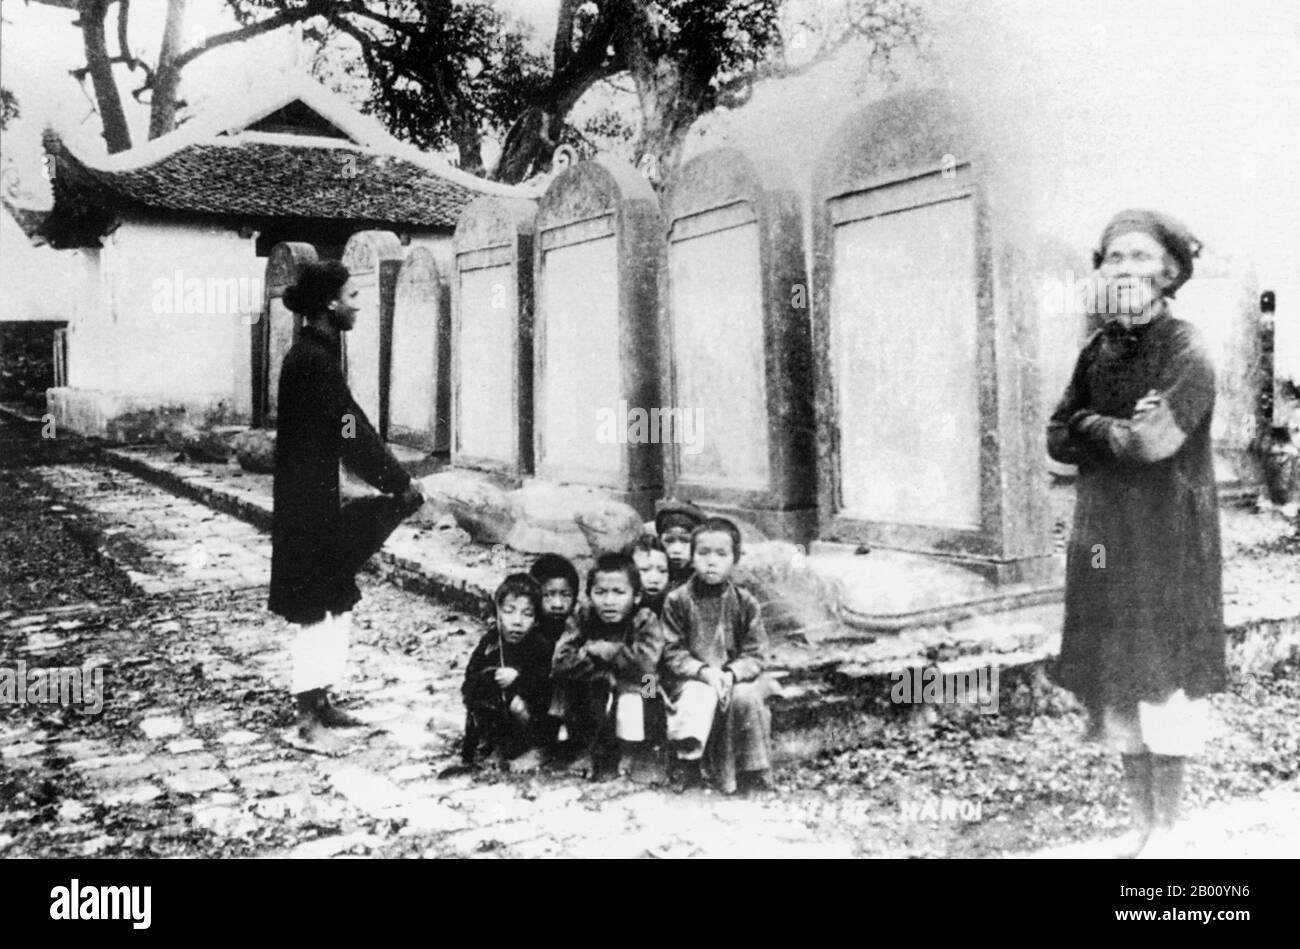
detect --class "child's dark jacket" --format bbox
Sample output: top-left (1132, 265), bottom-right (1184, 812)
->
top-left (462, 623), bottom-right (553, 716)
top-left (552, 604), bottom-right (664, 694)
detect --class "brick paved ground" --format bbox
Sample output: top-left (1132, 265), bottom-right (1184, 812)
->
top-left (2, 463), bottom-right (866, 858)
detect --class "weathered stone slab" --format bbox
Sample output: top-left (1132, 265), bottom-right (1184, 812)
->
top-left (255, 242), bottom-right (315, 427)
top-left (811, 88), bottom-right (1054, 587)
top-left (533, 157), bottom-right (665, 517)
top-left (452, 196), bottom-right (537, 476)
top-left (390, 245), bottom-right (450, 452)
top-left (660, 146), bottom-right (817, 543)
top-left (342, 231), bottom-right (404, 437)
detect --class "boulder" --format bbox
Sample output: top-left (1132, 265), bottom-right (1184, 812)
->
top-left (409, 476), bottom-right (645, 556)
top-left (572, 494), bottom-right (647, 556)
top-left (415, 470), bottom-right (518, 544)
top-left (505, 483), bottom-right (592, 558)
top-left (733, 540), bottom-right (844, 639)
top-left (162, 422), bottom-right (244, 463)
top-left (232, 429), bottom-right (276, 474)
top-left (505, 483), bottom-right (645, 558)
top-left (106, 406), bottom-right (186, 444)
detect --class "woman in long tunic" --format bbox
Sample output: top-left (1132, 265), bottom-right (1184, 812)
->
top-left (1047, 209), bottom-right (1225, 858)
top-left (269, 260), bottom-right (423, 750)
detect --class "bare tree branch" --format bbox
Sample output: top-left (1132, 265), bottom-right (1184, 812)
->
top-left (171, 0), bottom-right (332, 72)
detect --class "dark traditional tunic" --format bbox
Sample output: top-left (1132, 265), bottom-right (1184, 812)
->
top-left (268, 325), bottom-right (411, 625)
top-left (660, 577), bottom-right (775, 789)
top-left (460, 623), bottom-right (555, 762)
top-left (1046, 309), bottom-right (1225, 711)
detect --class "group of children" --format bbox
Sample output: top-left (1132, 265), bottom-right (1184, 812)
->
top-left (459, 501), bottom-right (777, 795)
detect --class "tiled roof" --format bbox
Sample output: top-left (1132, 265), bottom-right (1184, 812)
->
top-left (42, 131), bottom-right (488, 240)
top-left (2, 199), bottom-right (50, 242)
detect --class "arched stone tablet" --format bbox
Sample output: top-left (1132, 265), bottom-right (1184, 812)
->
top-left (661, 145), bottom-right (816, 543)
top-left (811, 88), bottom-right (1052, 585)
top-left (341, 230), bottom-right (403, 435)
top-left (255, 241), bottom-right (317, 427)
top-left (451, 195), bottom-right (537, 478)
top-left (533, 157), bottom-right (665, 515)
top-left (389, 246), bottom-right (450, 451)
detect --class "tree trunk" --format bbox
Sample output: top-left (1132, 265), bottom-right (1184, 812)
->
top-left (624, 25), bottom-right (711, 187)
top-left (491, 0), bottom-right (615, 184)
top-left (80, 0), bottom-right (132, 153)
top-left (493, 104), bottom-right (564, 184)
top-left (452, 117), bottom-right (485, 177)
top-left (148, 0), bottom-right (188, 139)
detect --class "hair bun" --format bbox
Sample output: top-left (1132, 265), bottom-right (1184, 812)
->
top-left (282, 285), bottom-right (302, 314)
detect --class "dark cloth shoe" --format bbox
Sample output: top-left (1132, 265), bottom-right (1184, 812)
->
top-left (738, 769), bottom-right (776, 796)
top-left (669, 759), bottom-right (706, 794)
top-left (317, 693), bottom-right (365, 728)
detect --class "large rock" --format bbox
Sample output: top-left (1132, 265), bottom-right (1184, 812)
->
top-left (505, 483), bottom-right (643, 558)
top-left (733, 541), bottom-right (844, 639)
top-left (105, 406), bottom-right (186, 444)
top-left (232, 429), bottom-right (276, 474)
top-left (415, 470), bottom-right (518, 544)
top-left (162, 422), bottom-right (245, 463)
top-left (412, 476), bottom-right (643, 557)
top-left (506, 483), bottom-right (591, 558)
top-left (571, 493), bottom-right (646, 556)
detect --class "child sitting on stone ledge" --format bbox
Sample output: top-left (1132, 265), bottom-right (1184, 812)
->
top-left (528, 552), bottom-right (580, 760)
top-left (458, 573), bottom-right (555, 773)
top-left (660, 517), bottom-right (779, 795)
top-left (551, 552), bottom-right (665, 780)
top-left (655, 500), bottom-right (704, 592)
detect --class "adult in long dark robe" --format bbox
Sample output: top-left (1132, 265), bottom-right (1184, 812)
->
top-left (268, 260), bottom-right (423, 749)
top-left (1047, 209), bottom-right (1224, 859)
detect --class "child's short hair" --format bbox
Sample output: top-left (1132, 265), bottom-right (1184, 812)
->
top-left (691, 517), bottom-right (742, 560)
top-left (586, 551), bottom-right (642, 597)
top-left (627, 534), bottom-right (669, 560)
top-left (529, 552), bottom-right (580, 597)
top-left (493, 573), bottom-right (542, 614)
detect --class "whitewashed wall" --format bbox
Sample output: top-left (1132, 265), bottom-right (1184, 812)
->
top-left (65, 217), bottom-right (261, 419)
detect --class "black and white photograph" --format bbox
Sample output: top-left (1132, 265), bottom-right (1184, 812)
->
top-left (0, 0), bottom-right (1295, 911)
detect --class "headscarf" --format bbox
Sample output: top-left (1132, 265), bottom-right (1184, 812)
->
top-left (1091, 209), bottom-right (1201, 299)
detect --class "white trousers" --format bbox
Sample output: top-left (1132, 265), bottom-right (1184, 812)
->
top-left (290, 611), bottom-right (351, 694)
top-left (1101, 689), bottom-right (1211, 756)
top-left (615, 693), bottom-right (645, 742)
top-left (666, 680), bottom-right (719, 760)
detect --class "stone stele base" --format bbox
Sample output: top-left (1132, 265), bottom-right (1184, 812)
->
top-left (807, 543), bottom-right (1064, 633)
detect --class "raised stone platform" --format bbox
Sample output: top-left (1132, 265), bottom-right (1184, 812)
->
top-left (807, 543), bottom-right (1064, 631)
